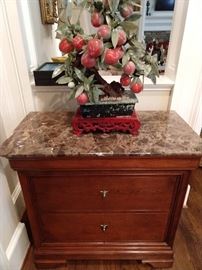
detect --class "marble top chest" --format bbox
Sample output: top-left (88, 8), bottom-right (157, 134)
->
top-left (0, 111), bottom-right (201, 269)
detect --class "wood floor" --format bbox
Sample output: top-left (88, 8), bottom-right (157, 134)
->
top-left (22, 169), bottom-right (202, 270)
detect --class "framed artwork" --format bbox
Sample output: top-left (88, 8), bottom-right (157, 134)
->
top-left (39, 0), bottom-right (58, 24)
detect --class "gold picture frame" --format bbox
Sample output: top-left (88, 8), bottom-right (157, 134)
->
top-left (39, 0), bottom-right (58, 24)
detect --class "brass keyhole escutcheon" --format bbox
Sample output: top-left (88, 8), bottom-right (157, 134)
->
top-left (100, 224), bottom-right (108, 232)
top-left (100, 190), bottom-right (109, 198)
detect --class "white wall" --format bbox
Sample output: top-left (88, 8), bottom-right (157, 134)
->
top-left (0, 0), bottom-right (32, 268)
top-left (17, 0), bottom-right (60, 70)
top-left (28, 0), bottom-right (59, 66)
top-left (171, 0), bottom-right (202, 135)
top-left (17, 1), bottom-right (94, 71)
top-left (32, 74), bottom-right (172, 112)
top-left (33, 89), bottom-right (171, 112)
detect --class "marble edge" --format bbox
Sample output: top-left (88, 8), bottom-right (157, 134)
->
top-left (2, 152), bottom-right (202, 160)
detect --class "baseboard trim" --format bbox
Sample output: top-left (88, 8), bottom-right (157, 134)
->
top-left (11, 182), bottom-right (25, 218)
top-left (11, 182), bottom-right (21, 204)
top-left (6, 222), bottom-right (30, 270)
top-left (21, 210), bottom-right (33, 244)
top-left (20, 246), bottom-right (32, 270)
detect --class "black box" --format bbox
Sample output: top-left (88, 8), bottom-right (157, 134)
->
top-left (33, 62), bottom-right (65, 86)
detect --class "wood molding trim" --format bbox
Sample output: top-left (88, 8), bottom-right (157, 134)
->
top-left (165, 0), bottom-right (189, 81)
top-left (9, 157), bottom-right (201, 171)
top-left (11, 182), bottom-right (25, 220)
top-left (5, 223), bottom-right (30, 270)
top-left (188, 65), bottom-right (202, 135)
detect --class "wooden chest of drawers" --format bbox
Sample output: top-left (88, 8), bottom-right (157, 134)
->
top-left (10, 157), bottom-right (198, 269)
top-left (26, 171), bottom-right (177, 243)
top-left (1, 111), bottom-right (201, 269)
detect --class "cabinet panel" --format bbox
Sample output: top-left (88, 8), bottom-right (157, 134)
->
top-left (41, 212), bottom-right (169, 243)
top-left (32, 174), bottom-right (178, 212)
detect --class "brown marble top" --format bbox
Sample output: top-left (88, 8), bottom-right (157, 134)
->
top-left (0, 111), bottom-right (201, 159)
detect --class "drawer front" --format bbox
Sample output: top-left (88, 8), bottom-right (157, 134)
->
top-left (41, 213), bottom-right (168, 243)
top-left (32, 174), bottom-right (177, 212)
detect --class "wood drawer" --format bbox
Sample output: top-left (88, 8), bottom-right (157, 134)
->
top-left (32, 174), bottom-right (177, 212)
top-left (41, 212), bottom-right (169, 243)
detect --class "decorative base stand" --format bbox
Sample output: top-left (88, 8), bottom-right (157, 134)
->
top-left (72, 109), bottom-right (141, 136)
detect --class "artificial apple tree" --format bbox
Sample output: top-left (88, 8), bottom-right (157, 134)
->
top-left (53, 0), bottom-right (159, 105)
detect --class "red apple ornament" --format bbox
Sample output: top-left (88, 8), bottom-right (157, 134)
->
top-left (120, 5), bottom-right (133, 18)
top-left (120, 74), bottom-right (131, 86)
top-left (117, 30), bottom-right (127, 46)
top-left (104, 49), bottom-right (120, 65)
top-left (87, 38), bottom-right (104, 58)
top-left (72, 35), bottom-right (85, 51)
top-left (91, 12), bottom-right (104, 27)
top-left (123, 61), bottom-right (136, 75)
top-left (59, 38), bottom-right (74, 53)
top-left (81, 52), bottom-right (97, 68)
top-left (76, 92), bottom-right (89, 105)
top-left (130, 81), bottom-right (143, 93)
top-left (115, 47), bottom-right (124, 59)
top-left (97, 25), bottom-right (111, 41)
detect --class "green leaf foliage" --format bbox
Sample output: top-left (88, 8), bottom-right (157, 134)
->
top-left (75, 85), bottom-right (84, 98)
top-left (56, 76), bottom-right (73, 84)
top-left (111, 29), bottom-right (119, 48)
top-left (88, 74), bottom-right (95, 84)
top-left (125, 13), bottom-right (141, 22)
top-left (104, 42), bottom-right (113, 49)
top-left (120, 21), bottom-right (138, 34)
top-left (74, 67), bottom-right (85, 81)
top-left (92, 86), bottom-right (100, 103)
top-left (144, 65), bottom-right (152, 77)
top-left (122, 53), bottom-right (130, 66)
top-left (52, 65), bottom-right (64, 78)
top-left (106, 15), bottom-right (112, 26)
top-left (87, 90), bottom-right (94, 103)
top-left (109, 0), bottom-right (120, 14)
top-left (147, 73), bottom-right (157, 84)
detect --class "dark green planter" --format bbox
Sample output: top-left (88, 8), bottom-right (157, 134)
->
top-left (80, 92), bottom-right (138, 118)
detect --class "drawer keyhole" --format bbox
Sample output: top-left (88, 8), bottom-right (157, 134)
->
top-left (100, 190), bottom-right (109, 198)
top-left (100, 224), bottom-right (108, 232)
